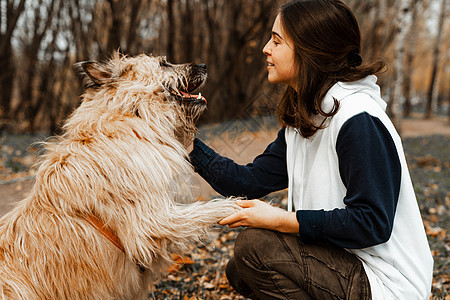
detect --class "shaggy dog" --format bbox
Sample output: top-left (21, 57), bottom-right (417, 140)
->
top-left (0, 53), bottom-right (240, 299)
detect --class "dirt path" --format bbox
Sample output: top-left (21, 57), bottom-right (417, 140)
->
top-left (1, 114), bottom-right (449, 217)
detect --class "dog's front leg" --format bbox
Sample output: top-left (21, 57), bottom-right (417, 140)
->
top-left (168, 197), bottom-right (241, 243)
top-left (122, 198), bottom-right (240, 275)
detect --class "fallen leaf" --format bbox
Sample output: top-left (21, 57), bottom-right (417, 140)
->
top-left (424, 222), bottom-right (446, 238)
top-left (203, 282), bottom-right (215, 289)
top-left (168, 254), bottom-right (195, 273)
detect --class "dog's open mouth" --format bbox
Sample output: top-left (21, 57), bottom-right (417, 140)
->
top-left (170, 81), bottom-right (207, 105)
top-left (179, 90), bottom-right (206, 104)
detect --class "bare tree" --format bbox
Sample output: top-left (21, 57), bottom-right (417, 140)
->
top-left (152, 0), bottom-right (278, 123)
top-left (124, 0), bottom-right (145, 55)
top-left (424, 0), bottom-right (446, 119)
top-left (0, 0), bottom-right (26, 130)
top-left (402, 0), bottom-right (421, 117)
top-left (14, 0), bottom-right (58, 132)
top-left (7, 0), bottom-right (445, 134)
top-left (67, 0), bottom-right (93, 62)
top-left (105, 0), bottom-right (126, 56)
top-left (198, 0), bottom-right (277, 123)
top-left (388, 0), bottom-right (414, 132)
top-left (166, 0), bottom-right (175, 60)
top-left (345, 0), bottom-right (396, 62)
top-left (33, 0), bottom-right (73, 134)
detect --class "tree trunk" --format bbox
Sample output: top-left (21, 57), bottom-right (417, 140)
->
top-left (166, 0), bottom-right (175, 61)
top-left (125, 0), bottom-right (143, 54)
top-left (402, 0), bottom-right (420, 117)
top-left (372, 0), bottom-right (387, 59)
top-left (106, 0), bottom-right (124, 57)
top-left (448, 86), bottom-right (450, 123)
top-left (0, 43), bottom-right (14, 126)
top-left (424, 0), bottom-right (446, 119)
top-left (388, 0), bottom-right (413, 133)
top-left (69, 0), bottom-right (90, 61)
top-left (18, 0), bottom-right (57, 133)
top-left (182, 1), bottom-right (193, 62)
top-left (0, 0), bottom-right (26, 131)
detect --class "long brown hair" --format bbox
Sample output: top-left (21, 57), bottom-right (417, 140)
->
top-left (277, 0), bottom-right (386, 138)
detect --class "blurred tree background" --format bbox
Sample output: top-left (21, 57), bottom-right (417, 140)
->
top-left (0, 0), bottom-right (448, 134)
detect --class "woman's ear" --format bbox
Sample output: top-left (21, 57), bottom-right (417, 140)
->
top-left (74, 61), bottom-right (113, 87)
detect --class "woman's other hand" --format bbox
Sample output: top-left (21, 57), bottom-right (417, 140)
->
top-left (219, 199), bottom-right (299, 233)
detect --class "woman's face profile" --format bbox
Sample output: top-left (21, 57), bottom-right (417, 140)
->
top-left (262, 14), bottom-right (296, 88)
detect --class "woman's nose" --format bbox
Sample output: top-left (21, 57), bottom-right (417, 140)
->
top-left (262, 40), bottom-right (271, 56)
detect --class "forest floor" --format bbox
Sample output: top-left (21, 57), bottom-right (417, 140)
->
top-left (0, 112), bottom-right (449, 299)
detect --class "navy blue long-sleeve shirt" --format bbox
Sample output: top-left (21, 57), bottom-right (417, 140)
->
top-left (189, 113), bottom-right (401, 249)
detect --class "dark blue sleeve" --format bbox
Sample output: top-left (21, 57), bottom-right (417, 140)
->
top-left (297, 112), bottom-right (401, 249)
top-left (189, 128), bottom-right (288, 198)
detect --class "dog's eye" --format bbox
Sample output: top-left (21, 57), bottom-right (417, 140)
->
top-left (160, 61), bottom-right (171, 68)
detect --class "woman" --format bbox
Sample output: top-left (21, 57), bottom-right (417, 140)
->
top-left (189, 0), bottom-right (433, 299)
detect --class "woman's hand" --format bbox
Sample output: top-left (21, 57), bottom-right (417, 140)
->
top-left (219, 199), bottom-right (299, 233)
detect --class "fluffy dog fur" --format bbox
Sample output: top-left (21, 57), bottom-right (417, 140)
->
top-left (0, 53), bottom-right (240, 299)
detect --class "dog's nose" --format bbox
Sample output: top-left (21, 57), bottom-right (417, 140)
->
top-left (198, 63), bottom-right (207, 70)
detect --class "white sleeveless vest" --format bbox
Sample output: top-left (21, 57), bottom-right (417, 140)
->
top-left (285, 76), bottom-right (433, 299)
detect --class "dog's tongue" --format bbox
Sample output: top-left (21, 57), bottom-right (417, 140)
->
top-left (180, 90), bottom-right (207, 103)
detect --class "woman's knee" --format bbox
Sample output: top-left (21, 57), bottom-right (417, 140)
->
top-left (234, 228), bottom-right (277, 261)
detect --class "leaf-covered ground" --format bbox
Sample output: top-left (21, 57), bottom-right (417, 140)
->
top-left (404, 135), bottom-right (449, 299)
top-left (0, 130), bottom-right (448, 299)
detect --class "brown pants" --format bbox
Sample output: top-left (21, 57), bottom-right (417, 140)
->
top-left (226, 228), bottom-right (371, 300)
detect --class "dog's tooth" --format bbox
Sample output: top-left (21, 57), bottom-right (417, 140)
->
top-left (197, 93), bottom-right (202, 99)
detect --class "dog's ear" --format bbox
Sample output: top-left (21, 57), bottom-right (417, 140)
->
top-left (75, 61), bottom-right (112, 87)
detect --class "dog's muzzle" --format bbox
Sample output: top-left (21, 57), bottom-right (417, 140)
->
top-left (169, 63), bottom-right (207, 105)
